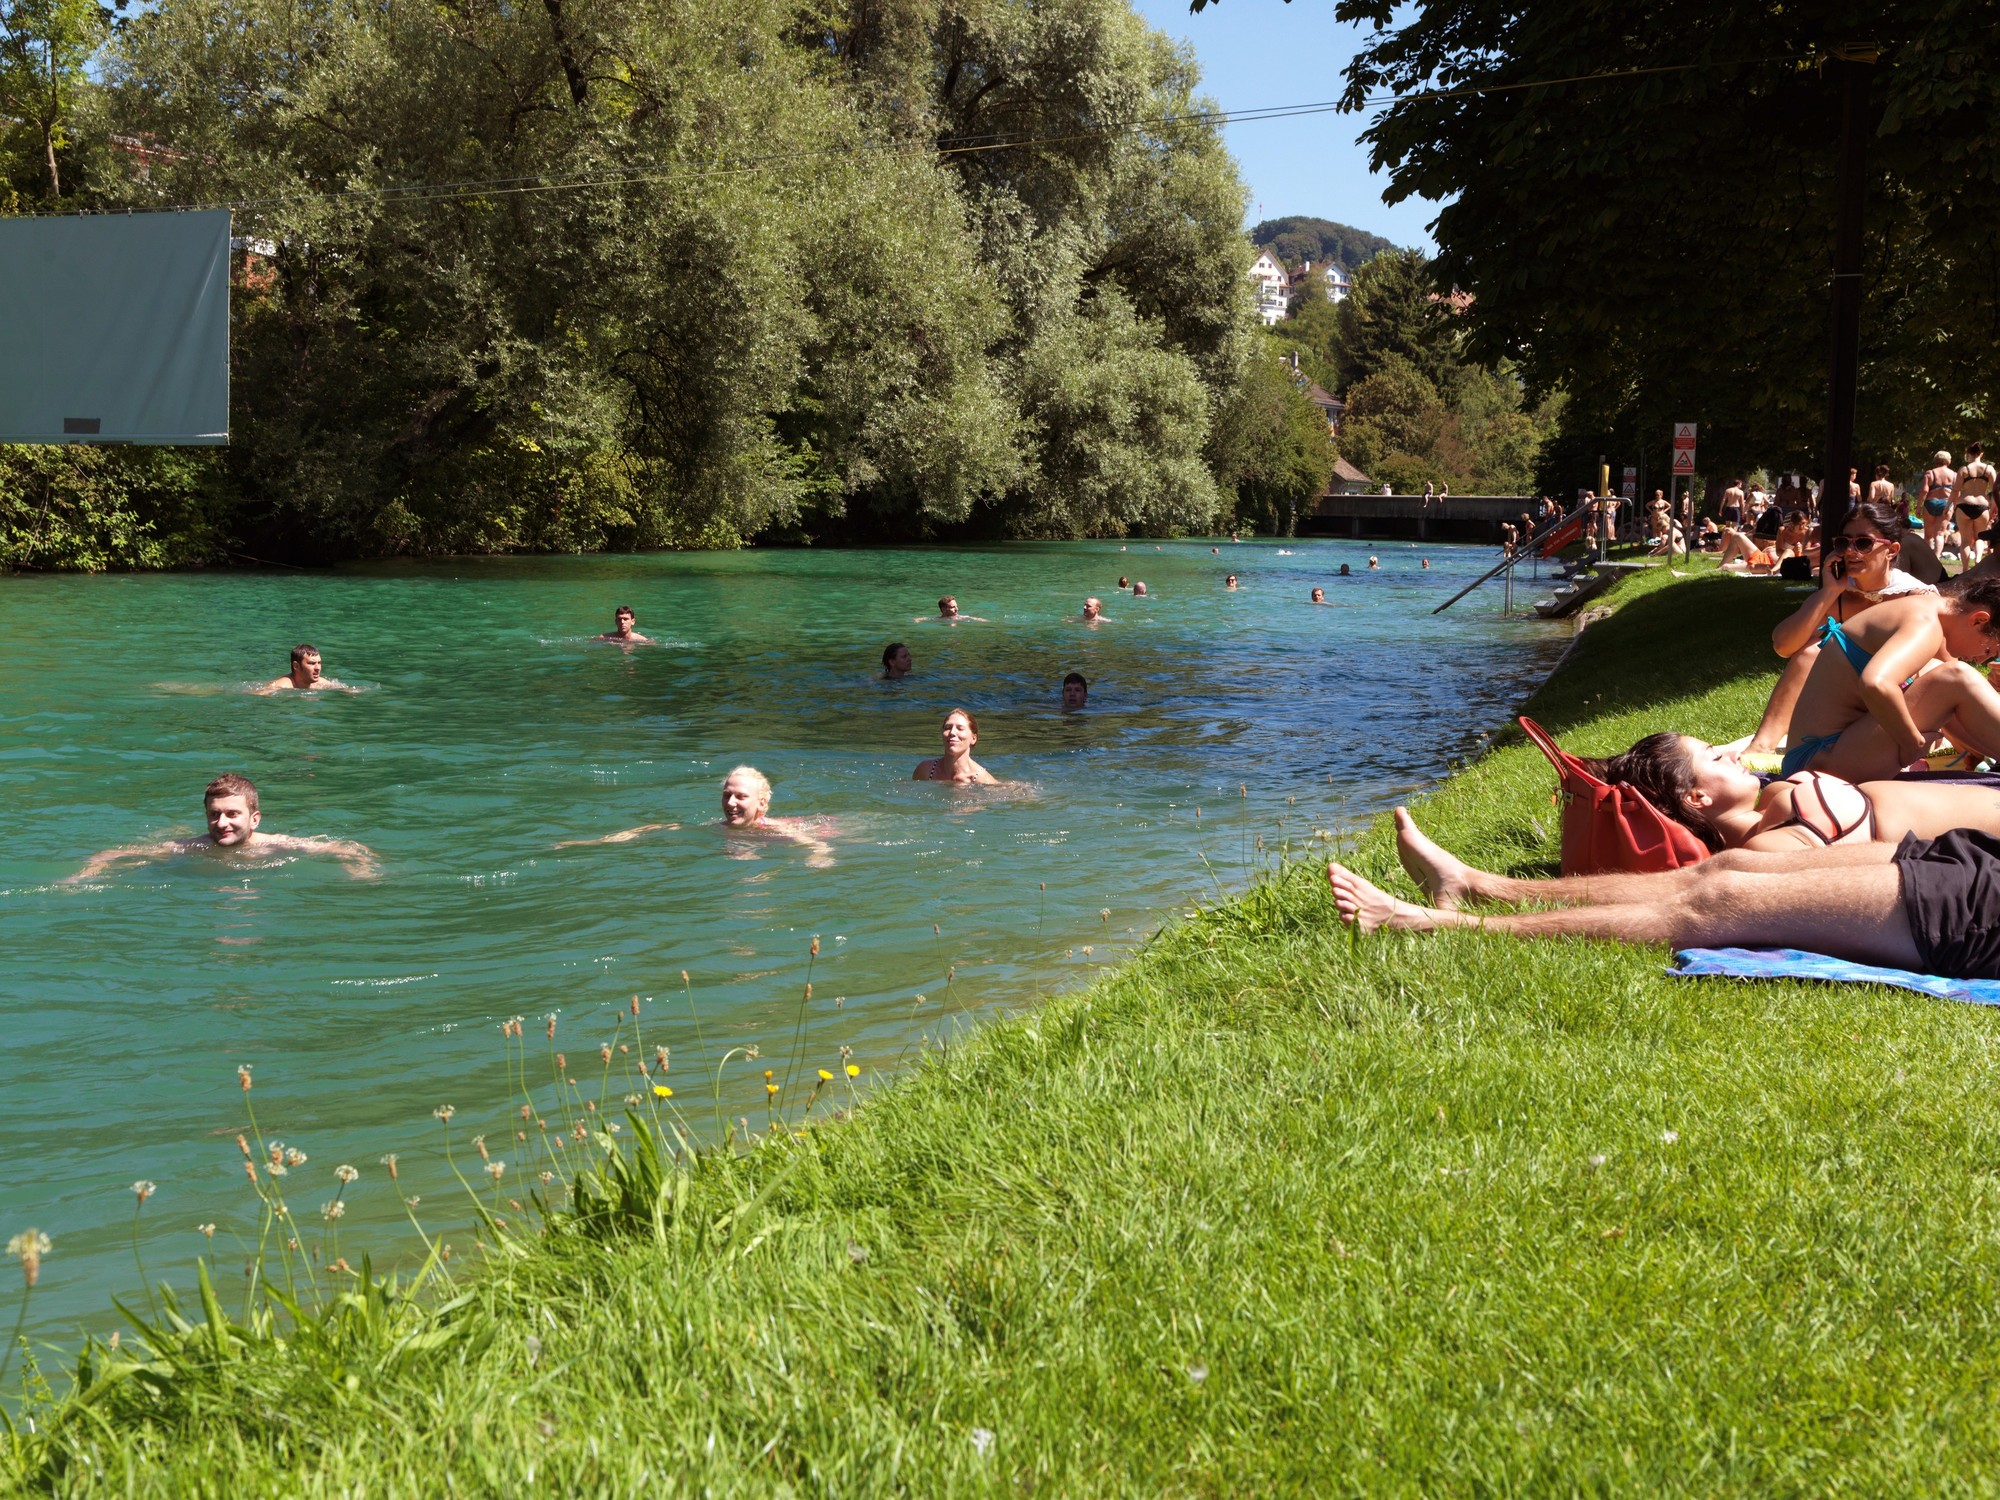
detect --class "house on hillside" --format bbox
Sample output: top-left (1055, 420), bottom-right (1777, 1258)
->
top-left (1297, 260), bottom-right (1353, 304)
top-left (1281, 352), bottom-right (1344, 432)
top-left (1248, 248), bottom-right (1289, 325)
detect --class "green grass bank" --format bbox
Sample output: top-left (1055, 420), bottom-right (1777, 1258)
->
top-left (15, 566), bottom-right (2000, 1495)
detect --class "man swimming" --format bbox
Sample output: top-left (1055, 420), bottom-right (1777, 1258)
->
top-left (1225, 574), bottom-right (1238, 590)
top-left (1079, 597), bottom-right (1106, 623)
top-left (1310, 587), bottom-right (1327, 604)
top-left (66, 774), bottom-right (380, 883)
top-left (594, 606), bottom-right (651, 644)
top-left (259, 644), bottom-right (354, 694)
top-left (557, 766), bottom-right (834, 866)
top-left (1062, 672), bottom-right (1088, 711)
top-left (923, 596), bottom-right (987, 624)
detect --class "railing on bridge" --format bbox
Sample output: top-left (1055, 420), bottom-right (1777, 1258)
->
top-left (1305, 492), bottom-right (1542, 542)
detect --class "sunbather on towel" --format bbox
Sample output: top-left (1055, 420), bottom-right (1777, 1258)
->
top-left (1330, 827), bottom-right (2000, 982)
top-left (1774, 572), bottom-right (2000, 783)
top-left (1522, 732), bottom-right (2000, 866)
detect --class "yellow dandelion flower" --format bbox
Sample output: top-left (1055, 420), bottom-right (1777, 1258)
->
top-left (653, 1085), bottom-right (673, 1099)
top-left (845, 1064), bottom-right (860, 1078)
top-left (765, 1083), bottom-right (779, 1097)
top-left (817, 1069), bottom-right (834, 1082)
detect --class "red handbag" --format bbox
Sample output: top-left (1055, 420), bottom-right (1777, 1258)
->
top-left (1517, 716), bottom-right (1710, 875)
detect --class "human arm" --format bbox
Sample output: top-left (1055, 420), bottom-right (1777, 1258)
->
top-left (1858, 613), bottom-right (1947, 765)
top-left (1769, 572), bottom-right (1850, 657)
top-left (63, 841), bottom-right (181, 885)
top-left (256, 834), bottom-right (382, 878)
top-left (554, 823), bottom-right (677, 848)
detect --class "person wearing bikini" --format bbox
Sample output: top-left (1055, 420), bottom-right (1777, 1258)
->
top-left (1952, 442), bottom-right (1996, 568)
top-left (1920, 450), bottom-right (1957, 556)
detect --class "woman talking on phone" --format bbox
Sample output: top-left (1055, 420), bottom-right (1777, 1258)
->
top-left (1744, 500), bottom-right (1937, 758)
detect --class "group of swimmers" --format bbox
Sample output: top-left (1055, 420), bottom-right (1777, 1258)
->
top-left (1333, 498), bottom-right (2000, 982)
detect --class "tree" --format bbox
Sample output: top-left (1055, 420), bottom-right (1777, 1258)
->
top-left (1334, 247), bottom-right (1457, 392)
top-left (1331, 0), bottom-right (2000, 481)
top-left (1249, 214), bottom-right (1394, 274)
top-left (1210, 340), bottom-right (1335, 534)
top-left (0, 0), bottom-right (107, 199)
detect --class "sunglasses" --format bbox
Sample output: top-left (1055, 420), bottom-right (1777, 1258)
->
top-left (1826, 533), bottom-right (1891, 553)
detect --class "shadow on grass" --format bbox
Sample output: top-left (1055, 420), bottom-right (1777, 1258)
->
top-left (1508, 573), bottom-right (1797, 738)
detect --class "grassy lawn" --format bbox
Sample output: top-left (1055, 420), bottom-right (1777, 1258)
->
top-left (16, 565), bottom-right (2000, 1495)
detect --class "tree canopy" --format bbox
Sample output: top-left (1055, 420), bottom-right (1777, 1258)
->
top-left (1331, 0), bottom-right (2000, 483)
top-left (1249, 214), bottom-right (1394, 274)
top-left (1, 0), bottom-right (1348, 563)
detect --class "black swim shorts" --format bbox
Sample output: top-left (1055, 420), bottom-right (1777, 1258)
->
top-left (1894, 829), bottom-right (2000, 979)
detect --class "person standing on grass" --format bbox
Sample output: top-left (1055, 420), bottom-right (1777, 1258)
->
top-left (1952, 443), bottom-right (1995, 568)
top-left (1919, 451), bottom-right (1957, 556)
top-left (1868, 464), bottom-right (1899, 507)
top-left (67, 774), bottom-right (379, 883)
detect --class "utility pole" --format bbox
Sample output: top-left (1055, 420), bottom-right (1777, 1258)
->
top-left (1822, 42), bottom-right (1875, 538)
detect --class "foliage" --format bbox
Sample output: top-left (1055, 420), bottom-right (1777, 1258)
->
top-left (1269, 266), bottom-right (1342, 392)
top-left (1337, 352), bottom-right (1555, 495)
top-left (0, 0), bottom-right (1260, 566)
top-left (0, 444), bottom-right (229, 569)
top-left (1208, 338), bottom-right (1335, 534)
top-left (0, 0), bottom-right (107, 201)
top-left (1334, 246), bottom-right (1458, 392)
top-left (19, 570), bottom-right (2000, 1490)
top-left (1332, 0), bottom-right (2000, 481)
top-left (1248, 213), bottom-right (1394, 274)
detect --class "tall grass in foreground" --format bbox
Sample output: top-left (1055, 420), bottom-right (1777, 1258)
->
top-left (25, 565), bottom-right (1999, 1494)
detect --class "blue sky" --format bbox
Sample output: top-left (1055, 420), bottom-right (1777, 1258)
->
top-left (1127, 0), bottom-right (1438, 249)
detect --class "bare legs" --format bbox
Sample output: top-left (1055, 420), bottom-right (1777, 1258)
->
top-left (1745, 644), bottom-right (1819, 755)
top-left (1330, 853), bottom-right (1922, 970)
top-left (1815, 659), bottom-right (2000, 781)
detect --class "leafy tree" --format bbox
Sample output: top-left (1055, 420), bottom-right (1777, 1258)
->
top-left (0, 0), bottom-right (108, 200)
top-left (1269, 265), bottom-right (1342, 392)
top-left (1210, 338), bottom-right (1335, 534)
top-left (1334, 247), bottom-right (1457, 392)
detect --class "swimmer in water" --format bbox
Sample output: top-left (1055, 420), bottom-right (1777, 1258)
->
top-left (913, 708), bottom-right (999, 785)
top-left (1338, 563), bottom-right (1352, 577)
top-left (1118, 576), bottom-right (1130, 590)
top-left (1080, 596), bottom-right (1106, 623)
top-left (594, 606), bottom-right (651, 645)
top-left (1367, 557), bottom-right (1380, 570)
top-left (922, 595), bottom-right (987, 624)
top-left (259, 644), bottom-right (355, 694)
top-left (1225, 574), bottom-right (1238, 590)
top-left (1421, 559), bottom-right (1431, 569)
top-left (557, 766), bottom-right (834, 866)
top-left (66, 773), bottom-right (380, 883)
top-left (1062, 672), bottom-right (1088, 711)
top-left (1311, 587), bottom-right (1327, 604)
top-left (882, 641), bottom-right (911, 679)
top-left (1133, 581), bottom-right (1149, 596)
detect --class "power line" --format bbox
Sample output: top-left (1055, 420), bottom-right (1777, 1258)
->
top-left (73, 50), bottom-right (1808, 217)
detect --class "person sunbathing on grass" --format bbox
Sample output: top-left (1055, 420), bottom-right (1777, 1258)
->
top-left (1771, 571), bottom-right (2000, 781)
top-left (1327, 829), bottom-right (2000, 982)
top-left (557, 766), bottom-right (834, 867)
top-left (1534, 733), bottom-right (2000, 861)
top-left (1744, 501), bottom-right (1935, 760)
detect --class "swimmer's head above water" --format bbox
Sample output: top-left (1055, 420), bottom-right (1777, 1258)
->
top-left (1117, 576), bottom-right (1130, 589)
top-left (1062, 672), bottom-right (1087, 711)
top-left (1311, 587), bottom-right (1325, 603)
top-left (1132, 581), bottom-right (1148, 596)
top-left (882, 641), bottom-right (911, 678)
top-left (938, 596), bottom-right (959, 619)
top-left (204, 772), bottom-right (261, 845)
top-left (1225, 575), bottom-right (1238, 589)
top-left (721, 766), bottom-right (772, 827)
top-left (1082, 597), bottom-right (1102, 621)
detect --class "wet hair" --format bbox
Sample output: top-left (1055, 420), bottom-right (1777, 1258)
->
top-left (1117, 576), bottom-right (1129, 588)
top-left (204, 772), bottom-right (259, 813)
top-left (1578, 735), bottom-right (1724, 853)
top-left (942, 707), bottom-right (979, 736)
top-left (938, 596), bottom-right (955, 611)
top-left (1063, 672), bottom-right (1086, 689)
top-left (290, 643), bottom-right (318, 665)
top-left (721, 765), bottom-right (770, 801)
top-left (882, 641), bottom-right (906, 669)
top-left (614, 605), bottom-right (634, 618)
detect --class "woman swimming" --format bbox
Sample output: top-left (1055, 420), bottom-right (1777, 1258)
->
top-left (912, 708), bottom-right (999, 786)
top-left (882, 642), bottom-right (911, 679)
top-left (1920, 450), bottom-right (1957, 555)
top-left (1745, 500), bottom-right (1935, 756)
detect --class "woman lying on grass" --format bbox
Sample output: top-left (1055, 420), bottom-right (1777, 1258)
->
top-left (1577, 734), bottom-right (2000, 855)
top-left (1772, 570), bottom-right (2000, 781)
top-left (1744, 501), bottom-right (1935, 759)
top-left (1329, 818), bottom-right (2000, 981)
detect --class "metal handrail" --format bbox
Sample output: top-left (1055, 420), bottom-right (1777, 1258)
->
top-left (1431, 504), bottom-right (1594, 614)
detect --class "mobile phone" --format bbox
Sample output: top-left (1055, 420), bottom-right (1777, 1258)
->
top-left (1830, 555), bottom-right (1847, 580)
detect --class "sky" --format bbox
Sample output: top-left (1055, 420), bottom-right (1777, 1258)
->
top-left (1127, 0), bottom-right (1438, 249)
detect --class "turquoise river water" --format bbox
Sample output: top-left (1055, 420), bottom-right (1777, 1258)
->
top-left (0, 540), bottom-right (1564, 1340)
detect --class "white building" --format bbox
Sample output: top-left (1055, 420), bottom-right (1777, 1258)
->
top-left (1298, 259), bottom-right (1352, 303)
top-left (1248, 248), bottom-right (1289, 326)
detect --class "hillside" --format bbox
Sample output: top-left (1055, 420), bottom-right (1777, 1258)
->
top-left (1249, 215), bottom-right (1397, 271)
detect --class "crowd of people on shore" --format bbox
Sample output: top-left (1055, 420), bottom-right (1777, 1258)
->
top-left (1331, 484), bottom-right (2000, 985)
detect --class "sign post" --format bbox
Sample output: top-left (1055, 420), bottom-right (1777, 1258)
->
top-left (1672, 424), bottom-right (1697, 560)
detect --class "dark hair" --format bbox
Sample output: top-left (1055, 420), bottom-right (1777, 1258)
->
top-left (1578, 734), bottom-right (1724, 853)
top-left (204, 772), bottom-right (259, 813)
top-left (1782, 509), bottom-right (1807, 527)
top-left (614, 604), bottom-right (634, 618)
top-left (1875, 463), bottom-right (1892, 479)
top-left (290, 643), bottom-right (317, 664)
top-left (1837, 499), bottom-right (1906, 539)
top-left (1063, 672), bottom-right (1086, 689)
top-left (1971, 442), bottom-right (1986, 459)
top-left (1941, 573), bottom-right (2000, 632)
top-left (1118, 576), bottom-right (1129, 588)
top-left (938, 596), bottom-right (955, 610)
top-left (882, 641), bottom-right (906, 668)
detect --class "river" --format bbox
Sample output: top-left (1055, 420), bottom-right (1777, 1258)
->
top-left (0, 539), bottom-right (1565, 1339)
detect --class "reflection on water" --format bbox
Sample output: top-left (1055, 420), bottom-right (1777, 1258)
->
top-left (0, 539), bottom-right (1563, 1336)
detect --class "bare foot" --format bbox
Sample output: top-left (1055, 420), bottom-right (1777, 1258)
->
top-left (1393, 807), bottom-right (1474, 910)
top-left (1327, 861), bottom-right (1439, 934)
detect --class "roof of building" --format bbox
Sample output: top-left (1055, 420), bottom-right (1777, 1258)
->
top-left (1333, 457), bottom-right (1371, 483)
top-left (1299, 379), bottom-right (1341, 409)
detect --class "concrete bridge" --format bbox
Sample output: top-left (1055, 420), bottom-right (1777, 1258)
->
top-left (1304, 493), bottom-right (1542, 543)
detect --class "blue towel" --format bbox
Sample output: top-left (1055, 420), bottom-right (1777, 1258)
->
top-left (1672, 947), bottom-right (2000, 1007)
